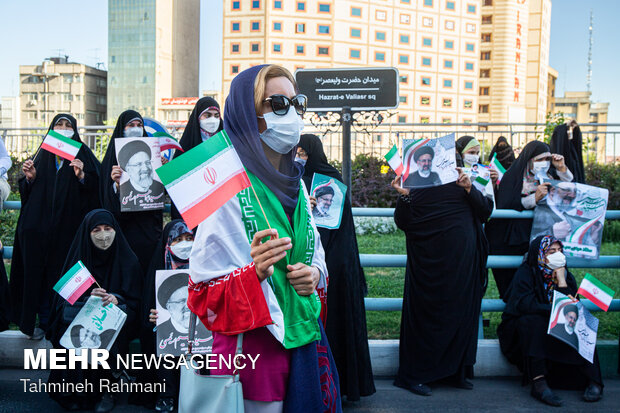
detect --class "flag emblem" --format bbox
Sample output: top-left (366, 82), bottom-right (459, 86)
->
top-left (204, 167), bottom-right (218, 185)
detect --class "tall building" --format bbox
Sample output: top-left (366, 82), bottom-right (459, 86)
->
top-left (222, 0), bottom-right (481, 124)
top-left (19, 57), bottom-right (107, 128)
top-left (0, 96), bottom-right (20, 128)
top-left (107, 0), bottom-right (200, 122)
top-left (546, 65), bottom-right (558, 114)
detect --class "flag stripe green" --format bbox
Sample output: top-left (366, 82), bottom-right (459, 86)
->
top-left (584, 273), bottom-right (615, 297)
top-left (53, 261), bottom-right (84, 292)
top-left (385, 145), bottom-right (398, 160)
top-left (47, 130), bottom-right (82, 149)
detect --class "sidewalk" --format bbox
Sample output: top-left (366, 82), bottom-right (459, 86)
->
top-left (0, 369), bottom-right (618, 412)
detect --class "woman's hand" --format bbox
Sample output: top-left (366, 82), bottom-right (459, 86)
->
top-left (161, 155), bottom-right (169, 165)
top-left (111, 165), bottom-right (123, 188)
top-left (390, 175), bottom-right (410, 196)
top-left (551, 154), bottom-right (566, 172)
top-left (455, 167), bottom-right (472, 193)
top-left (286, 263), bottom-right (320, 296)
top-left (552, 267), bottom-right (567, 288)
top-left (91, 287), bottom-right (119, 307)
top-left (149, 309), bottom-right (158, 324)
top-left (309, 196), bottom-right (317, 210)
top-left (23, 160), bottom-right (36, 182)
top-left (535, 183), bottom-right (549, 203)
top-left (70, 158), bottom-right (85, 180)
top-left (250, 229), bottom-right (292, 281)
top-left (490, 169), bottom-right (499, 186)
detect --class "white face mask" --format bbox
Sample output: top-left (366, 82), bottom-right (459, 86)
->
top-left (124, 127), bottom-right (143, 137)
top-left (546, 251), bottom-right (566, 270)
top-left (170, 240), bottom-right (193, 260)
top-left (532, 160), bottom-right (550, 175)
top-left (463, 154), bottom-right (479, 166)
top-left (91, 229), bottom-right (116, 251)
top-left (56, 129), bottom-right (74, 139)
top-left (200, 117), bottom-right (220, 134)
top-left (259, 110), bottom-right (304, 154)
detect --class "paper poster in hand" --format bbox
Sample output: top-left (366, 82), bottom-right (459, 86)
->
top-left (115, 137), bottom-right (165, 212)
top-left (156, 270), bottom-right (212, 356)
top-left (310, 173), bottom-right (347, 229)
top-left (60, 295), bottom-right (127, 351)
top-left (547, 291), bottom-right (598, 363)
top-left (463, 163), bottom-right (495, 205)
top-left (530, 180), bottom-right (608, 259)
top-left (402, 133), bottom-right (458, 189)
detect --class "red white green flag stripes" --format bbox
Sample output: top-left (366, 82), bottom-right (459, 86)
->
top-left (155, 130), bottom-right (251, 229)
top-left (53, 261), bottom-right (95, 305)
top-left (402, 138), bottom-right (430, 181)
top-left (489, 154), bottom-right (506, 184)
top-left (577, 273), bottom-right (615, 312)
top-left (384, 145), bottom-right (403, 176)
top-left (41, 130), bottom-right (82, 161)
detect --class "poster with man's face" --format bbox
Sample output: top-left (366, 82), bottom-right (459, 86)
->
top-left (60, 295), bottom-right (127, 351)
top-left (115, 137), bottom-right (165, 212)
top-left (531, 181), bottom-right (608, 259)
top-left (155, 270), bottom-right (212, 356)
top-left (402, 134), bottom-right (458, 189)
top-left (547, 291), bottom-right (598, 363)
top-left (309, 173), bottom-right (347, 230)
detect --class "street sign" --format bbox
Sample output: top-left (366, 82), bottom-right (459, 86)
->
top-left (295, 67), bottom-right (399, 111)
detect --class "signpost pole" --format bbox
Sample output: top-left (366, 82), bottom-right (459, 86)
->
top-left (341, 106), bottom-right (352, 195)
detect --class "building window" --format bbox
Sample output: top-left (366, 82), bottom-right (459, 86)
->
top-left (297, 1), bottom-right (305, 11)
top-left (251, 21), bottom-right (260, 31)
top-left (398, 116), bottom-right (407, 123)
top-left (480, 87), bottom-right (490, 95)
top-left (401, 0), bottom-right (411, 3)
top-left (376, 31), bottom-right (386, 41)
top-left (231, 65), bottom-right (239, 74)
top-left (442, 118), bottom-right (452, 124)
top-left (444, 40), bottom-right (454, 49)
top-left (375, 52), bottom-right (385, 61)
top-left (318, 46), bottom-right (330, 55)
top-left (443, 98), bottom-right (452, 107)
top-left (466, 43), bottom-right (475, 52)
top-left (481, 33), bottom-right (491, 42)
top-left (296, 23), bottom-right (305, 33)
top-left (350, 49), bottom-right (361, 59)
top-left (231, 43), bottom-right (240, 53)
top-left (400, 14), bottom-right (410, 24)
top-left (251, 42), bottom-right (260, 53)
top-left (399, 95), bottom-right (407, 103)
top-left (273, 22), bottom-right (282, 31)
top-left (422, 57), bottom-right (431, 66)
top-left (351, 7), bottom-right (362, 17)
top-left (274, 0), bottom-right (282, 8)
top-left (351, 28), bottom-right (361, 38)
top-left (423, 17), bottom-right (433, 27)
top-left (479, 104), bottom-right (489, 113)
top-left (318, 3), bottom-right (330, 12)
top-left (468, 4), bottom-right (476, 13)
top-left (232, 22), bottom-right (240, 31)
top-left (399, 75), bottom-right (408, 83)
top-left (376, 10), bottom-right (387, 21)
top-left (420, 96), bottom-right (430, 105)
top-left (465, 81), bottom-right (474, 89)
top-left (318, 25), bottom-right (330, 34)
top-left (466, 23), bottom-right (476, 33)
top-left (480, 69), bottom-right (490, 78)
top-left (443, 79), bottom-right (452, 88)
top-left (481, 51), bottom-right (491, 60)
top-left (444, 59), bottom-right (453, 68)
top-left (424, 0), bottom-right (433, 6)
top-left (464, 100), bottom-right (473, 109)
top-left (421, 116), bottom-right (430, 124)
top-left (422, 37), bottom-right (432, 46)
top-left (465, 62), bottom-right (474, 70)
top-left (445, 20), bottom-right (455, 30)
top-left (296, 45), bottom-right (305, 54)
top-left (483, 0), bottom-right (492, 5)
top-left (446, 1), bottom-right (455, 10)
top-left (273, 43), bottom-right (281, 53)
top-left (252, 0), bottom-right (261, 9)
top-left (421, 77), bottom-right (431, 86)
top-left (399, 54), bottom-right (409, 64)
top-left (400, 34), bottom-right (409, 44)
top-left (232, 1), bottom-right (240, 10)
top-left (482, 15), bottom-right (492, 24)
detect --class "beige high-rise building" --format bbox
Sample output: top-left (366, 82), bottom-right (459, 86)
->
top-left (222, 0), bottom-right (481, 124)
top-left (19, 57), bottom-right (107, 128)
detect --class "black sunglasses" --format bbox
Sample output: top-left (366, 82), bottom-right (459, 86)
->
top-left (263, 94), bottom-right (307, 116)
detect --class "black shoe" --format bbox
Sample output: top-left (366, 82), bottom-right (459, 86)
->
top-left (531, 386), bottom-right (562, 407)
top-left (583, 383), bottom-right (603, 402)
top-left (452, 378), bottom-right (474, 390)
top-left (155, 396), bottom-right (175, 412)
top-left (394, 380), bottom-right (432, 397)
top-left (95, 393), bottom-right (115, 413)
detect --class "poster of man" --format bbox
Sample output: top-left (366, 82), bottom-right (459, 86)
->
top-left (155, 270), bottom-right (212, 356)
top-left (310, 173), bottom-right (347, 229)
top-left (531, 181), bottom-right (608, 259)
top-left (115, 137), bottom-right (165, 212)
top-left (547, 291), bottom-right (598, 363)
top-left (402, 134), bottom-right (458, 189)
top-left (60, 296), bottom-right (127, 351)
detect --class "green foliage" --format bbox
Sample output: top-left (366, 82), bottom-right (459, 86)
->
top-left (350, 154), bottom-right (397, 208)
top-left (541, 112), bottom-right (565, 144)
top-left (586, 162), bottom-right (620, 210)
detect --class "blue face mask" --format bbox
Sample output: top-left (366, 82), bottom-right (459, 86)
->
top-left (258, 110), bottom-right (304, 154)
top-left (295, 157), bottom-right (307, 166)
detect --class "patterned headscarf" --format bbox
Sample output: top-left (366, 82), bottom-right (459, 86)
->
top-left (537, 235), bottom-right (563, 302)
top-left (164, 221), bottom-right (192, 270)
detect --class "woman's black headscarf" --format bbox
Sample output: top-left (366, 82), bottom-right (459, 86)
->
top-left (178, 97), bottom-right (223, 152)
top-left (223, 65), bottom-right (304, 216)
top-left (487, 136), bottom-right (516, 170)
top-left (9, 114), bottom-right (101, 336)
top-left (549, 123), bottom-right (585, 183)
top-left (299, 134), bottom-right (341, 188)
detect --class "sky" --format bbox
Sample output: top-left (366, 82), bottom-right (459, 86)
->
top-left (0, 0), bottom-right (618, 121)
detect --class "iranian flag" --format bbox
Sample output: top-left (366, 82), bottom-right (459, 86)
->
top-left (53, 261), bottom-right (96, 305)
top-left (155, 130), bottom-right (251, 229)
top-left (41, 130), bottom-right (82, 161)
top-left (384, 145), bottom-right (403, 176)
top-left (578, 273), bottom-right (615, 312)
top-left (144, 118), bottom-right (184, 152)
top-left (489, 154), bottom-right (506, 184)
top-left (402, 138), bottom-right (431, 181)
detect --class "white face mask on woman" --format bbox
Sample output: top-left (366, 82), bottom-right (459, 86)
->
top-left (124, 127), bottom-right (143, 137)
top-left (200, 117), bottom-right (220, 134)
top-left (546, 251), bottom-right (566, 270)
top-left (463, 153), bottom-right (479, 166)
top-left (259, 110), bottom-right (304, 154)
top-left (56, 129), bottom-right (75, 139)
top-left (91, 230), bottom-right (116, 250)
top-left (170, 240), bottom-right (193, 260)
top-left (532, 160), bottom-right (550, 175)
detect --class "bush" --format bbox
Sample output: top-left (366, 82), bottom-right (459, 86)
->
top-left (350, 154), bottom-right (397, 208)
top-left (354, 217), bottom-right (397, 235)
top-left (585, 162), bottom-right (620, 210)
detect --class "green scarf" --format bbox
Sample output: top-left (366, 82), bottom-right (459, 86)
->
top-left (237, 171), bottom-right (321, 349)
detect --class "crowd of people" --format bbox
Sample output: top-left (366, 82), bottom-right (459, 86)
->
top-left (0, 63), bottom-right (612, 412)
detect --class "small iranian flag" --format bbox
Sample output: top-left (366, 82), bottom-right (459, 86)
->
top-left (402, 138), bottom-right (431, 180)
top-left (577, 273), bottom-right (615, 312)
top-left (155, 130), bottom-right (251, 229)
top-left (41, 130), bottom-right (82, 161)
top-left (489, 154), bottom-right (506, 184)
top-left (143, 118), bottom-right (184, 152)
top-left (384, 145), bottom-right (403, 176)
top-left (53, 261), bottom-right (96, 305)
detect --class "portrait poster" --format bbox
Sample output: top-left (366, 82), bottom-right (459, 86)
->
top-left (547, 291), bottom-right (598, 363)
top-left (115, 137), bottom-right (165, 212)
top-left (402, 133), bottom-right (458, 189)
top-left (310, 173), bottom-right (347, 230)
top-left (60, 295), bottom-right (127, 351)
top-left (530, 181), bottom-right (608, 259)
top-left (463, 163), bottom-right (495, 203)
top-left (155, 270), bottom-right (212, 356)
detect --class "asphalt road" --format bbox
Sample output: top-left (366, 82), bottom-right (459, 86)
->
top-left (0, 369), bottom-right (618, 412)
